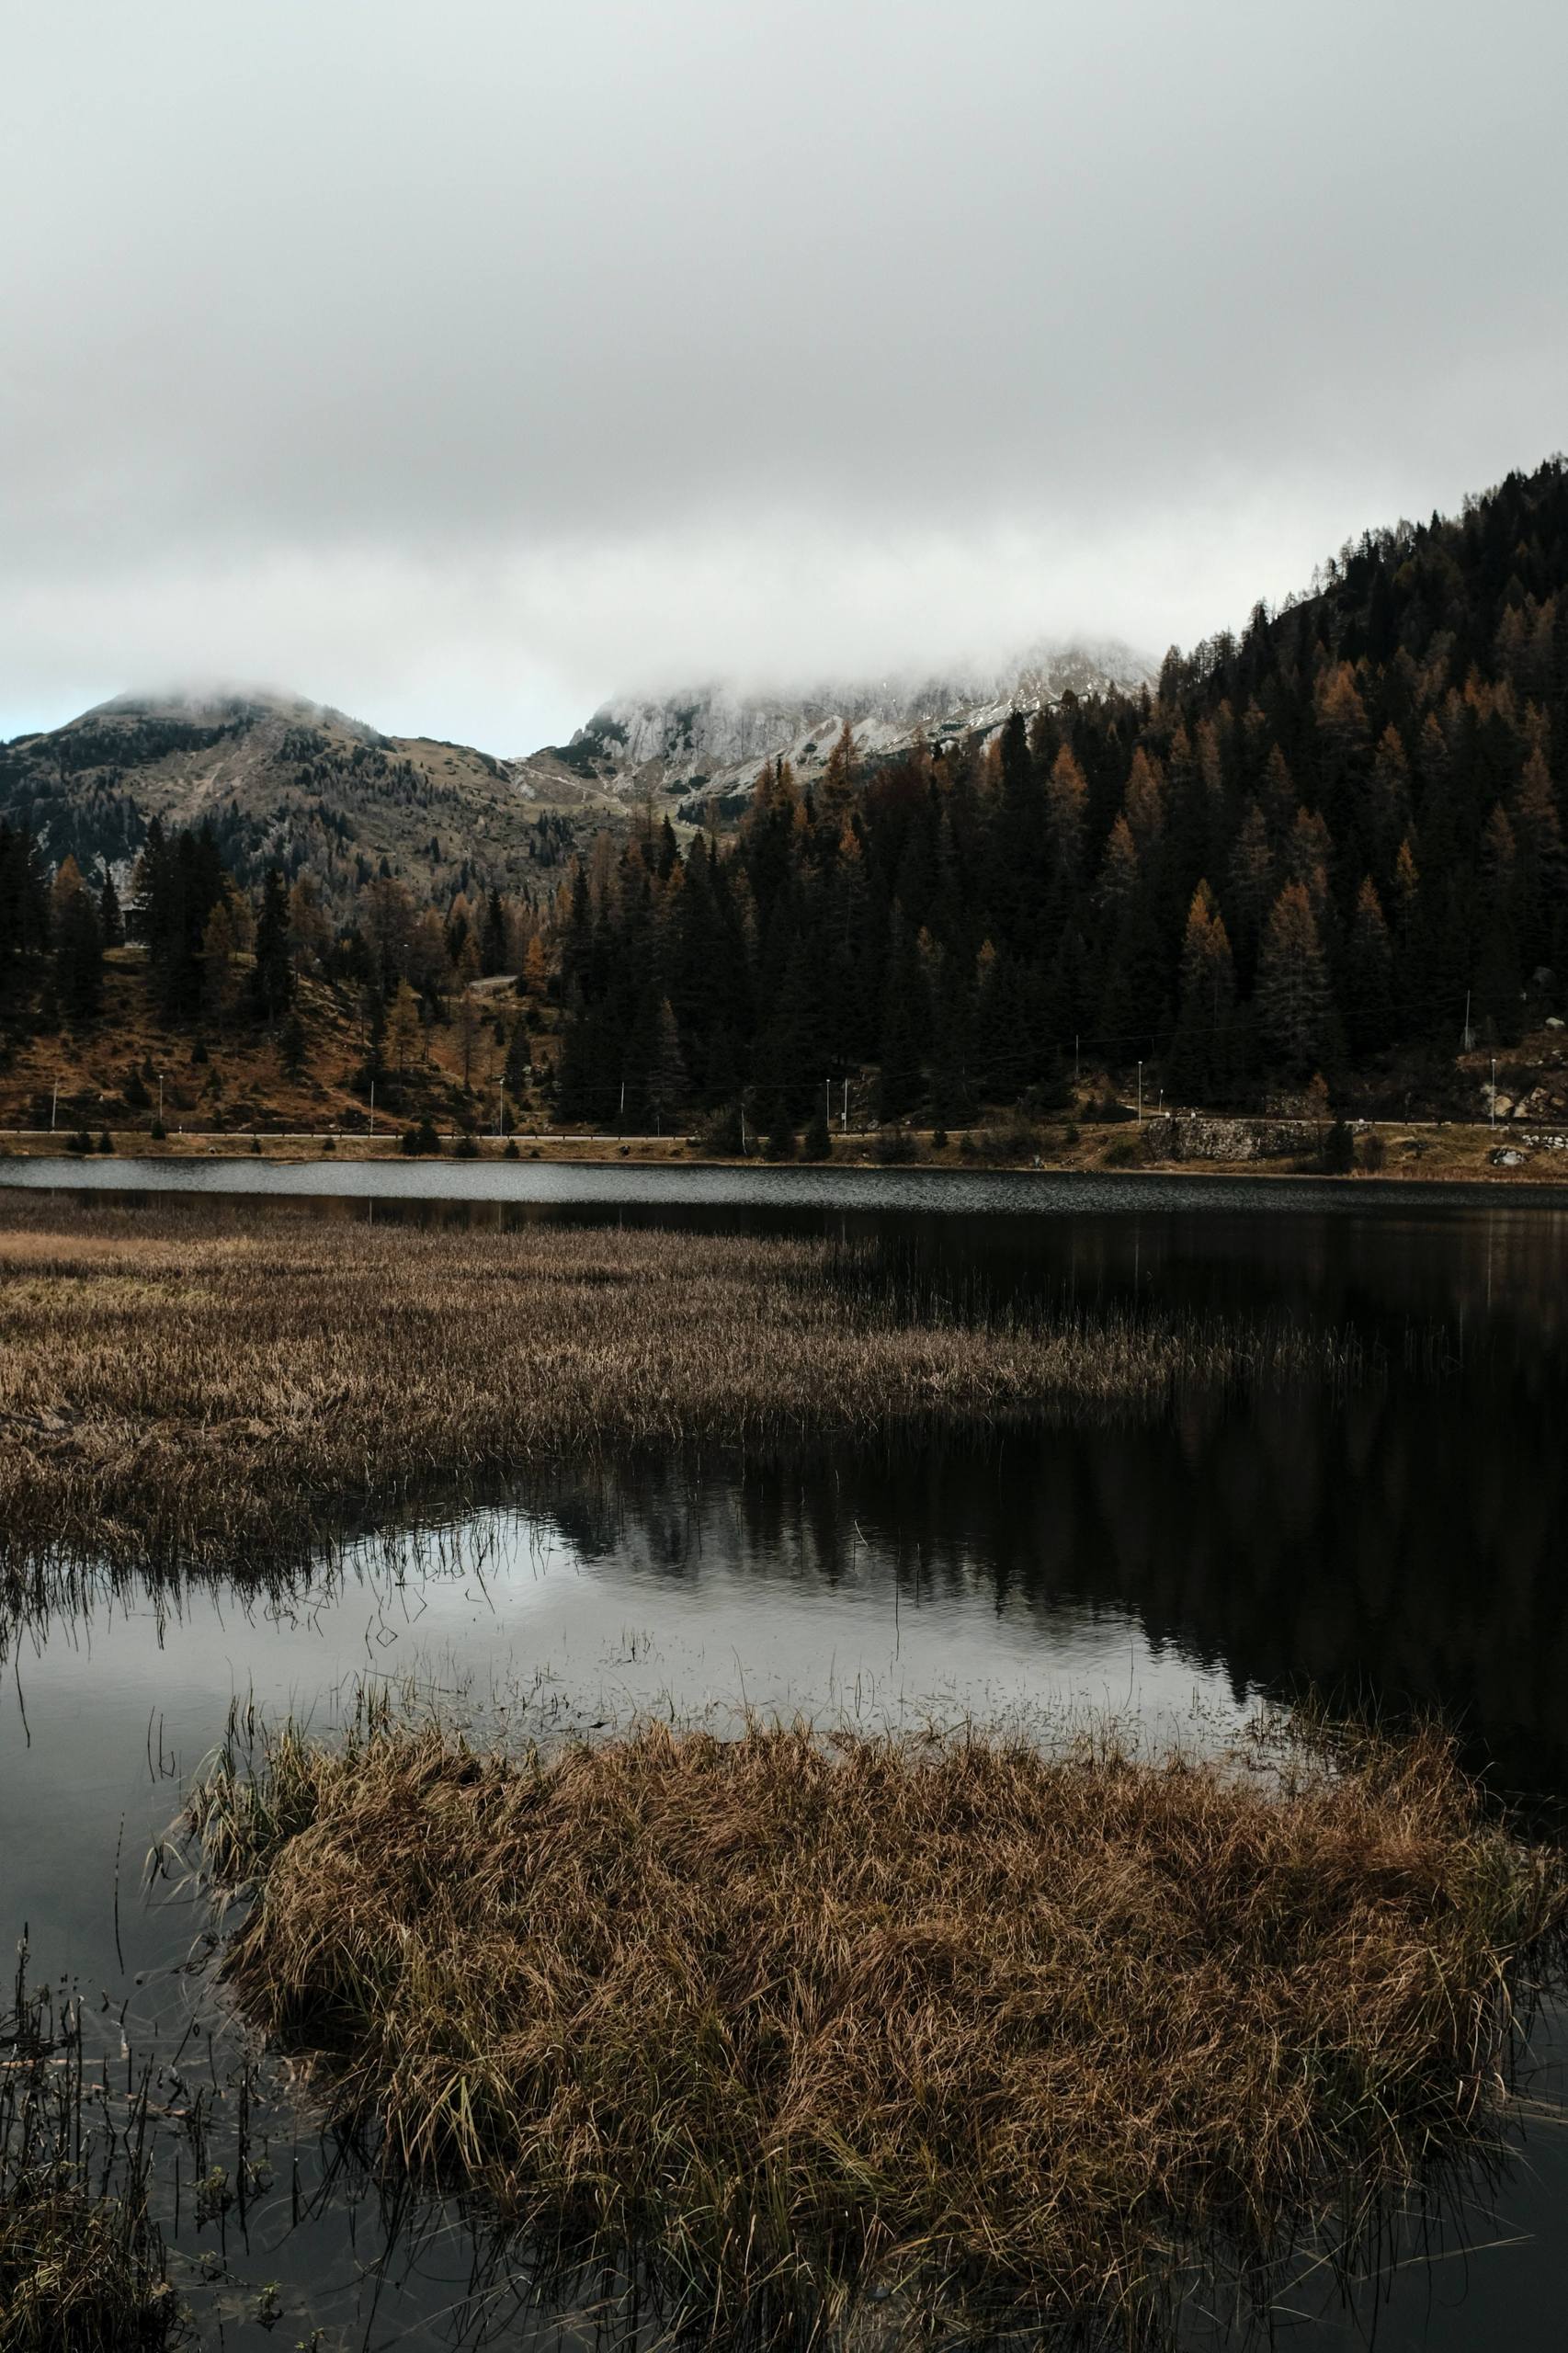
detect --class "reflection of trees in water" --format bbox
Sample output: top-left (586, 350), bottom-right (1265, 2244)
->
top-left (529, 1364), bottom-right (1568, 1800)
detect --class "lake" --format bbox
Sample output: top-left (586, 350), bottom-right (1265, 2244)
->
top-left (3, 1161), bottom-right (1566, 2347)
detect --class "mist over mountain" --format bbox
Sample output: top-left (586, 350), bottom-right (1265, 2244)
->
top-left (531, 641), bottom-right (1153, 818)
top-left (0, 642), bottom-right (1154, 903)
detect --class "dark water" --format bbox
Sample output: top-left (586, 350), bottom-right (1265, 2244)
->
top-left (2, 1165), bottom-right (1567, 2347)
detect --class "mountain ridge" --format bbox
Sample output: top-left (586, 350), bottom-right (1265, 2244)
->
top-left (516, 639), bottom-right (1153, 818)
top-left (0, 642), bottom-right (1154, 898)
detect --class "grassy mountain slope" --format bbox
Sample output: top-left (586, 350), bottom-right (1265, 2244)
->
top-left (0, 690), bottom-right (601, 913)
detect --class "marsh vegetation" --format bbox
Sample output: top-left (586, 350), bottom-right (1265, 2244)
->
top-left (190, 1708), bottom-right (1566, 2348)
top-left (0, 1958), bottom-right (175, 2352)
top-left (0, 1199), bottom-right (1369, 1576)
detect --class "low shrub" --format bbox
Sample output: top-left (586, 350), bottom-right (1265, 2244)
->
top-left (871, 1127), bottom-right (918, 1164)
top-left (977, 1120), bottom-right (1041, 1164)
top-left (695, 1107), bottom-right (744, 1157)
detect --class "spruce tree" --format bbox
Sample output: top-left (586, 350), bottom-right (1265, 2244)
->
top-left (802, 1098), bottom-right (833, 1159)
top-left (1256, 881), bottom-right (1335, 1075)
top-left (97, 868), bottom-right (124, 949)
top-left (1341, 878), bottom-right (1396, 1057)
top-left (51, 861), bottom-right (104, 1021)
top-left (251, 868), bottom-right (292, 1024)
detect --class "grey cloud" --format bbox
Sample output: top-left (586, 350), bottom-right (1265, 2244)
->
top-left (4, 0), bottom-right (1566, 748)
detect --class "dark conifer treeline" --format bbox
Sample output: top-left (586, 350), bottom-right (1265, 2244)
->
top-left (556, 460), bottom-right (1568, 1127)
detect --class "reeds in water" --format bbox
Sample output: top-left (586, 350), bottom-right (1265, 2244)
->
top-left (0, 1199), bottom-right (1367, 1577)
top-left (0, 1951), bottom-right (175, 2352)
top-left (189, 1711), bottom-right (1565, 2347)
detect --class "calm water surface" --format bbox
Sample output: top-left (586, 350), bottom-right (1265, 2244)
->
top-left (2, 1163), bottom-right (1566, 2347)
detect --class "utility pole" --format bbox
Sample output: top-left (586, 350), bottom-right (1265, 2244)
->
top-left (498, 1079), bottom-right (505, 1139)
top-left (841, 1077), bottom-right (848, 1132)
top-left (740, 1102), bottom-right (747, 1156)
top-left (51, 1081), bottom-right (57, 1133)
top-left (1461, 991), bottom-right (1473, 1053)
top-left (1137, 1061), bottom-right (1143, 1124)
top-left (157, 1072), bottom-right (164, 1125)
top-left (1491, 1054), bottom-right (1497, 1128)
top-left (369, 1079), bottom-right (375, 1136)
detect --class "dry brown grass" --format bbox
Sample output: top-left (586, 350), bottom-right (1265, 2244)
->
top-left (190, 1713), bottom-right (1565, 2347)
top-left (0, 1199), bottom-right (1360, 1575)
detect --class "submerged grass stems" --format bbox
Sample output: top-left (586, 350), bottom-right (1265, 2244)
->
top-left (189, 1710), bottom-right (1566, 2349)
top-left (0, 1951), bottom-right (176, 2352)
top-left (0, 1198), bottom-right (1366, 1579)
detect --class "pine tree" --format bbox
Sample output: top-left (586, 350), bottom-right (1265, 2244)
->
top-left (1166, 881), bottom-right (1235, 1102)
top-left (388, 979), bottom-right (422, 1082)
top-left (201, 898), bottom-right (242, 1030)
top-left (251, 868), bottom-right (292, 1024)
top-left (504, 1017), bottom-right (532, 1094)
top-left (1341, 879), bottom-right (1396, 1057)
top-left (1473, 808), bottom-right (1523, 1041)
top-left (51, 858), bottom-right (104, 1021)
top-left (455, 987), bottom-right (483, 1090)
top-left (97, 868), bottom-right (124, 949)
top-left (876, 911), bottom-right (928, 1120)
top-left (763, 1097), bottom-right (796, 1159)
top-left (0, 824), bottom-right (51, 963)
top-left (1256, 881), bottom-right (1335, 1075)
top-left (279, 1009), bottom-right (308, 1078)
top-left (1511, 746), bottom-right (1567, 973)
top-left (643, 995), bottom-right (687, 1132)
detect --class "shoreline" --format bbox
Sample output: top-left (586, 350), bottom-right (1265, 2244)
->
top-left (3, 1139), bottom-right (1562, 1213)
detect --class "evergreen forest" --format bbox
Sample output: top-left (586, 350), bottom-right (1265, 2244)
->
top-left (3, 458), bottom-right (1566, 1137)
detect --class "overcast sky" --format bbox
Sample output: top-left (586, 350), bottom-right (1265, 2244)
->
top-left (4, 0), bottom-right (1565, 752)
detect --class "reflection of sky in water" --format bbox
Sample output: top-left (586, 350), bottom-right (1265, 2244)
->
top-left (3, 1501), bottom-right (1248, 1988)
top-left (0, 1506), bottom-right (1259, 2353)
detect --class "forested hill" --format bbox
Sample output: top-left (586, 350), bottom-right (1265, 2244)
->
top-left (556, 458), bottom-right (1568, 1130)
